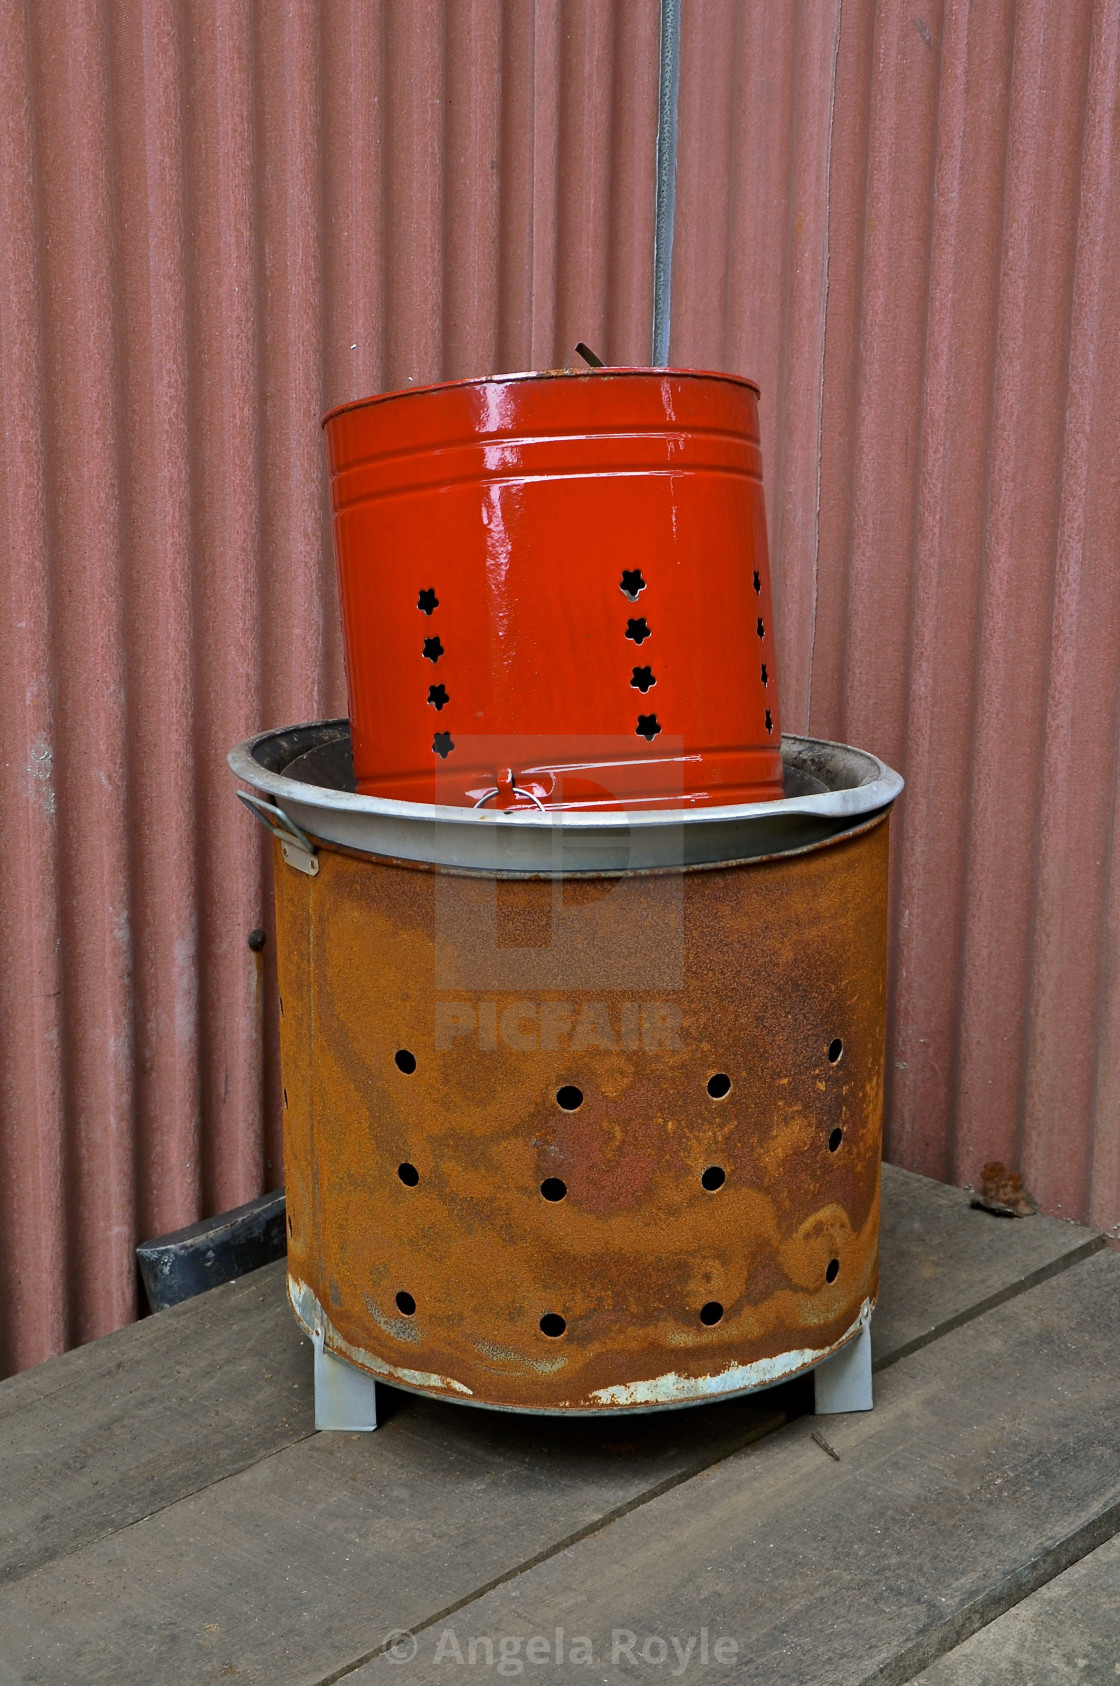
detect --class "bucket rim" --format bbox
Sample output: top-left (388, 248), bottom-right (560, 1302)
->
top-left (228, 720), bottom-right (903, 873)
top-left (321, 365), bottom-right (762, 430)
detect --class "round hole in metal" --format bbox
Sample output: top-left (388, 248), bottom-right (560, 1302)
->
top-left (828, 1128), bottom-right (843, 1153)
top-left (540, 1177), bottom-right (568, 1202)
top-left (700, 1301), bottom-right (724, 1326)
top-left (828, 1038), bottom-right (844, 1064)
top-left (555, 1084), bottom-right (583, 1111)
top-left (398, 1162), bottom-right (420, 1186)
top-left (540, 1313), bottom-right (566, 1338)
top-left (707, 1072), bottom-right (731, 1099)
top-left (395, 1049), bottom-right (417, 1074)
top-left (825, 1258), bottom-right (840, 1284)
top-left (701, 1166), bottom-right (726, 1191)
top-left (396, 1291), bottom-right (416, 1316)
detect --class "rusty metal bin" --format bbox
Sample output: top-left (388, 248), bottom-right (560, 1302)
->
top-left (231, 723), bottom-right (902, 1419)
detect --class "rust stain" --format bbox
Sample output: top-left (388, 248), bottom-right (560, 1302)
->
top-left (273, 815), bottom-right (890, 1413)
top-left (970, 1160), bottom-right (1038, 1218)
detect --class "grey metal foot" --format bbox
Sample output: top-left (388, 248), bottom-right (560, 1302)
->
top-left (813, 1316), bottom-right (873, 1414)
top-left (312, 1327), bottom-right (379, 1431)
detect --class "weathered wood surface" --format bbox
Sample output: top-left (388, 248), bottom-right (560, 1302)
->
top-left (350, 1251), bottom-right (1120, 1686)
top-left (913, 1532), bottom-right (1120, 1685)
top-left (0, 1261), bottom-right (312, 1586)
top-left (0, 1164), bottom-right (1095, 1596)
top-left (0, 1167), bottom-right (1109, 1686)
top-left (0, 1388), bottom-right (790, 1685)
top-left (873, 1162), bottom-right (1103, 1368)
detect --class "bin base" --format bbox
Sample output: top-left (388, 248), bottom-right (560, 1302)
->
top-left (313, 1326), bottom-right (379, 1432)
top-left (813, 1315), bottom-right (873, 1414)
top-left (309, 1315), bottom-right (874, 1431)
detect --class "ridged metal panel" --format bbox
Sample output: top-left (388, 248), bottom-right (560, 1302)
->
top-left (2, 0), bottom-right (1117, 1378)
top-left (0, 0), bottom-right (659, 1376)
top-left (672, 0), bottom-right (1120, 1233)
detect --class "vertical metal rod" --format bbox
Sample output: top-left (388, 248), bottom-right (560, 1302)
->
top-left (652, 0), bottom-right (681, 366)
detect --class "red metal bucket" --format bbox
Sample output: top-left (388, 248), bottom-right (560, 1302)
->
top-left (323, 368), bottom-right (783, 810)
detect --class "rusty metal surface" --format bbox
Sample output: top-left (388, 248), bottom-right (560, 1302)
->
top-left (3, 0), bottom-right (1119, 1384)
top-left (274, 816), bottom-right (889, 1412)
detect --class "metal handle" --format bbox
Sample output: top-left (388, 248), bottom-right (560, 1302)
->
top-left (472, 785), bottom-right (548, 813)
top-left (565, 342), bottom-right (605, 371)
top-left (236, 789), bottom-right (319, 875)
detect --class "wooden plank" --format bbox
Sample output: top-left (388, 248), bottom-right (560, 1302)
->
top-left (338, 1251), bottom-right (1120, 1686)
top-left (0, 1386), bottom-right (789, 1685)
top-left (874, 1162), bottom-right (1104, 1368)
top-left (911, 1532), bottom-right (1120, 1685)
top-left (0, 1165), bottom-right (1100, 1596)
top-left (1, 1247), bottom-right (1115, 1686)
top-left (0, 1261), bottom-right (314, 1585)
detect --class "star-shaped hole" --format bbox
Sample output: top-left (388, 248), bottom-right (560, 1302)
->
top-left (753, 570), bottom-right (761, 594)
top-left (636, 713), bottom-right (662, 741)
top-left (432, 731), bottom-right (454, 758)
top-left (418, 588), bottom-right (439, 615)
top-left (625, 617), bottom-right (651, 645)
top-left (765, 710), bottom-right (773, 735)
top-left (423, 635), bottom-right (444, 662)
top-left (761, 663), bottom-right (768, 687)
top-left (630, 665), bottom-right (656, 694)
top-left (620, 568), bottom-right (647, 599)
top-left (427, 684), bottom-right (449, 711)
top-left (756, 616), bottom-right (765, 639)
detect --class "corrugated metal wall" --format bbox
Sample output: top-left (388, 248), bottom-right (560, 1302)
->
top-left (0, 0), bottom-right (661, 1376)
top-left (669, 0), bottom-right (1120, 1237)
top-left (1, 0), bottom-right (1117, 1377)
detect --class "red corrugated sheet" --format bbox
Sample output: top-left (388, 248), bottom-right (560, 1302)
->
top-left (672, 0), bottom-right (1120, 1234)
top-left (0, 0), bottom-right (1116, 1376)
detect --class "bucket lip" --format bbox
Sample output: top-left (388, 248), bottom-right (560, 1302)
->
top-left (228, 719), bottom-right (903, 871)
top-left (321, 365), bottom-right (762, 430)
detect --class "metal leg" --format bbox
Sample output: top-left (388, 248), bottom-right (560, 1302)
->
top-left (312, 1327), bottom-right (379, 1431)
top-left (813, 1316), bottom-right (873, 1414)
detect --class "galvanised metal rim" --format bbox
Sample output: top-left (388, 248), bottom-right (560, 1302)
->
top-left (229, 720), bottom-right (903, 873)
